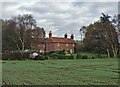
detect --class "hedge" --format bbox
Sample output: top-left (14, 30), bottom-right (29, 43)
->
top-left (2, 52), bottom-right (31, 60)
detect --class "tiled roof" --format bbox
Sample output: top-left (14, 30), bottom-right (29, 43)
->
top-left (46, 37), bottom-right (75, 43)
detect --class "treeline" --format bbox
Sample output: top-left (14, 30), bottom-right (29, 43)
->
top-left (81, 13), bottom-right (120, 57)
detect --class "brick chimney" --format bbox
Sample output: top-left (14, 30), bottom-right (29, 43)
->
top-left (49, 31), bottom-right (52, 38)
top-left (71, 34), bottom-right (74, 39)
top-left (64, 33), bottom-right (67, 38)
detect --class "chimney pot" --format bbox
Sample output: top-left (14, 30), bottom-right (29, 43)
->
top-left (71, 34), bottom-right (74, 39)
top-left (64, 33), bottom-right (67, 38)
top-left (49, 31), bottom-right (52, 38)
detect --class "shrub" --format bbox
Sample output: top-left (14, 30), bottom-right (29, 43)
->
top-left (96, 54), bottom-right (107, 58)
top-left (96, 54), bottom-right (102, 58)
top-left (49, 53), bottom-right (59, 59)
top-left (2, 52), bottom-right (21, 60)
top-left (2, 52), bottom-right (32, 60)
top-left (48, 51), bottom-right (56, 55)
top-left (89, 56), bottom-right (95, 59)
top-left (49, 52), bottom-right (66, 59)
top-left (76, 54), bottom-right (82, 59)
top-left (23, 52), bottom-right (31, 59)
top-left (82, 55), bottom-right (88, 59)
top-left (66, 55), bottom-right (74, 59)
top-left (57, 55), bottom-right (66, 59)
top-left (54, 51), bottom-right (65, 55)
top-left (44, 56), bottom-right (49, 60)
top-left (33, 54), bottom-right (48, 60)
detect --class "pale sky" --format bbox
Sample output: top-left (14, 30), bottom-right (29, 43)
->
top-left (0, 0), bottom-right (119, 40)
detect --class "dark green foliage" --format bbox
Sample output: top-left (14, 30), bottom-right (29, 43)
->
top-left (66, 55), bottom-right (74, 59)
top-left (76, 54), bottom-right (89, 59)
top-left (96, 54), bottom-right (107, 58)
top-left (89, 56), bottom-right (95, 59)
top-left (34, 54), bottom-right (48, 60)
top-left (48, 50), bottom-right (66, 59)
top-left (49, 53), bottom-right (66, 59)
top-left (58, 55), bottom-right (66, 59)
top-left (76, 54), bottom-right (82, 59)
top-left (56, 51), bottom-right (65, 55)
top-left (82, 55), bottom-right (88, 59)
top-left (49, 50), bottom-right (74, 59)
top-left (83, 14), bottom-right (119, 57)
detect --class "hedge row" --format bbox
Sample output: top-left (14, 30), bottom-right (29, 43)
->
top-left (33, 54), bottom-right (48, 60)
top-left (76, 54), bottom-right (108, 59)
top-left (2, 52), bottom-right (31, 60)
top-left (49, 53), bottom-right (74, 59)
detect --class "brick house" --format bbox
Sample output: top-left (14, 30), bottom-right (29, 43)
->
top-left (36, 31), bottom-right (75, 53)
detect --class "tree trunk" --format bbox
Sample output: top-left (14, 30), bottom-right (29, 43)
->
top-left (113, 47), bottom-right (118, 58)
top-left (20, 51), bottom-right (24, 60)
top-left (111, 44), bottom-right (118, 58)
top-left (13, 39), bottom-right (24, 60)
top-left (106, 48), bottom-right (110, 58)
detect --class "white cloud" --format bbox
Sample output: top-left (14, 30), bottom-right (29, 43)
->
top-left (1, 2), bottom-right (118, 40)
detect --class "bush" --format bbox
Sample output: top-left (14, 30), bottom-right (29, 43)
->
top-left (96, 54), bottom-right (107, 58)
top-left (2, 52), bottom-right (32, 60)
top-left (2, 52), bottom-right (21, 60)
top-left (82, 55), bottom-right (88, 59)
top-left (44, 56), bottom-right (49, 60)
top-left (57, 51), bottom-right (65, 55)
top-left (57, 55), bottom-right (66, 59)
top-left (49, 53), bottom-right (59, 59)
top-left (33, 54), bottom-right (48, 60)
top-left (23, 52), bottom-right (31, 59)
top-left (66, 55), bottom-right (74, 59)
top-left (76, 54), bottom-right (82, 59)
top-left (89, 56), bottom-right (95, 59)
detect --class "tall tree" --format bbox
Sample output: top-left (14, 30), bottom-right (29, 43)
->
top-left (2, 14), bottom-right (36, 59)
top-left (12, 14), bottom-right (36, 51)
top-left (2, 20), bottom-right (18, 51)
top-left (83, 13), bottom-right (119, 57)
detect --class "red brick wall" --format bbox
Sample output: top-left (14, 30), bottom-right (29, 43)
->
top-left (36, 44), bottom-right (44, 52)
top-left (46, 42), bottom-right (74, 52)
top-left (36, 42), bottom-right (75, 52)
top-left (46, 43), bottom-right (54, 52)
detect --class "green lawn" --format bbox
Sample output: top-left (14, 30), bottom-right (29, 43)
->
top-left (2, 58), bottom-right (119, 85)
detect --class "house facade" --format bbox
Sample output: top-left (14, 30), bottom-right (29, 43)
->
top-left (36, 31), bottom-right (75, 53)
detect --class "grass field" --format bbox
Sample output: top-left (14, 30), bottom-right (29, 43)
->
top-left (2, 58), bottom-right (119, 85)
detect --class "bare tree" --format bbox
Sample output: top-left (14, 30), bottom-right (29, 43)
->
top-left (9, 14), bottom-right (36, 59)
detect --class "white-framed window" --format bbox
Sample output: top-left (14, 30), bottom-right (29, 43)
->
top-left (57, 43), bottom-right (59, 46)
top-left (66, 43), bottom-right (68, 47)
top-left (73, 44), bottom-right (75, 47)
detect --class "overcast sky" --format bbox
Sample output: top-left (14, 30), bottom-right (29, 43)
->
top-left (1, 0), bottom-right (119, 40)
